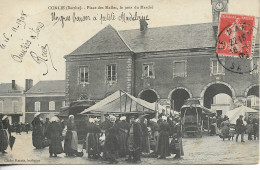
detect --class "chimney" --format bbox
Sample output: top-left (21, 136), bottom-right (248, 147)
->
top-left (12, 80), bottom-right (16, 90)
top-left (140, 19), bottom-right (148, 31)
top-left (25, 79), bottom-right (33, 92)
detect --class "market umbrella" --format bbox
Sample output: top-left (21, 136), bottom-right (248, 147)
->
top-left (9, 136), bottom-right (16, 150)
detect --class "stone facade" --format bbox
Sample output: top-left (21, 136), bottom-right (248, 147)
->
top-left (64, 0), bottom-right (259, 111)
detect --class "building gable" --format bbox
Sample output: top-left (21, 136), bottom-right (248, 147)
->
top-left (68, 24), bottom-right (132, 56)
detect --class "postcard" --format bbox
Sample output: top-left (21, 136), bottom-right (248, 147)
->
top-left (0, 0), bottom-right (259, 165)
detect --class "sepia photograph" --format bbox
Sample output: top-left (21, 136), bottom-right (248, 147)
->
top-left (0, 0), bottom-right (259, 165)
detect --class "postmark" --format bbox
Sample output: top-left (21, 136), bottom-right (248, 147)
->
top-left (216, 13), bottom-right (258, 74)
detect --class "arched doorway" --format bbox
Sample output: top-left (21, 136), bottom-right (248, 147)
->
top-left (246, 85), bottom-right (259, 97)
top-left (202, 82), bottom-right (235, 109)
top-left (245, 85), bottom-right (259, 109)
top-left (169, 88), bottom-right (191, 112)
top-left (139, 89), bottom-right (158, 103)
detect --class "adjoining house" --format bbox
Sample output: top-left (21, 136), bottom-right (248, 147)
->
top-left (64, 0), bottom-right (259, 113)
top-left (25, 80), bottom-right (66, 123)
top-left (0, 80), bottom-right (25, 124)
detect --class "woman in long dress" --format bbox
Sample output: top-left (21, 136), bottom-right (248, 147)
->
top-left (220, 119), bottom-right (230, 140)
top-left (141, 119), bottom-right (150, 154)
top-left (117, 116), bottom-right (130, 157)
top-left (104, 116), bottom-right (120, 164)
top-left (31, 112), bottom-right (44, 149)
top-left (64, 115), bottom-right (78, 156)
top-left (46, 116), bottom-right (63, 157)
top-left (86, 118), bottom-right (101, 159)
top-left (157, 116), bottom-right (170, 159)
top-left (0, 116), bottom-right (10, 154)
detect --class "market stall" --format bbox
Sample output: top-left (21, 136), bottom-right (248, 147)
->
top-left (224, 105), bottom-right (259, 124)
top-left (80, 90), bottom-right (167, 119)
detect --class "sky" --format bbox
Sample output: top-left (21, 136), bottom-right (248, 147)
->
top-left (0, 0), bottom-right (259, 88)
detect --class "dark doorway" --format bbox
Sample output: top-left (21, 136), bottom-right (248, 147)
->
top-left (247, 85), bottom-right (259, 97)
top-left (203, 83), bottom-right (233, 109)
top-left (171, 89), bottom-right (190, 112)
top-left (12, 115), bottom-right (20, 124)
top-left (139, 90), bottom-right (158, 103)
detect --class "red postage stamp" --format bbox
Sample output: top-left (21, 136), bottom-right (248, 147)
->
top-left (216, 13), bottom-right (258, 59)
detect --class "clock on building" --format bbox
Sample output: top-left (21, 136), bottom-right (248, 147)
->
top-left (215, 2), bottom-right (225, 11)
top-left (211, 0), bottom-right (229, 25)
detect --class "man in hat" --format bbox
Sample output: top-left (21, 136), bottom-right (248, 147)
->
top-left (252, 117), bottom-right (259, 140)
top-left (236, 115), bottom-right (245, 142)
top-left (126, 116), bottom-right (142, 163)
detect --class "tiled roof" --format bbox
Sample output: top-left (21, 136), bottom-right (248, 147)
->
top-left (0, 83), bottom-right (24, 93)
top-left (69, 25), bottom-right (132, 55)
top-left (67, 22), bottom-right (259, 56)
top-left (119, 23), bottom-right (216, 53)
top-left (25, 80), bottom-right (65, 94)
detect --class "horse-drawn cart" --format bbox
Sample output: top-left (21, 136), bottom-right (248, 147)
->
top-left (180, 99), bottom-right (215, 138)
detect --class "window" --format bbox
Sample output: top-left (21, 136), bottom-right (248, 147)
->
top-left (173, 60), bottom-right (187, 77)
top-left (62, 101), bottom-right (66, 107)
top-left (211, 59), bottom-right (225, 75)
top-left (35, 102), bottom-right (40, 112)
top-left (79, 66), bottom-right (89, 84)
top-left (0, 101), bottom-right (3, 113)
top-left (13, 101), bottom-right (19, 113)
top-left (142, 63), bottom-right (154, 78)
top-left (49, 101), bottom-right (55, 111)
top-left (106, 64), bottom-right (117, 82)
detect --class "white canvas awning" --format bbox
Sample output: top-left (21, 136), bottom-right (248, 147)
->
top-left (80, 90), bottom-right (166, 115)
top-left (224, 105), bottom-right (259, 124)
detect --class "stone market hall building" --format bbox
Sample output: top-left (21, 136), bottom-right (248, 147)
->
top-left (64, 0), bottom-right (259, 112)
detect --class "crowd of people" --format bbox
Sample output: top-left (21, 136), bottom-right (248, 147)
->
top-left (29, 112), bottom-right (184, 164)
top-left (210, 114), bottom-right (259, 142)
top-left (0, 110), bottom-right (258, 164)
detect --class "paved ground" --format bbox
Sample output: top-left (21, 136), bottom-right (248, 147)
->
top-left (0, 131), bottom-right (259, 165)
